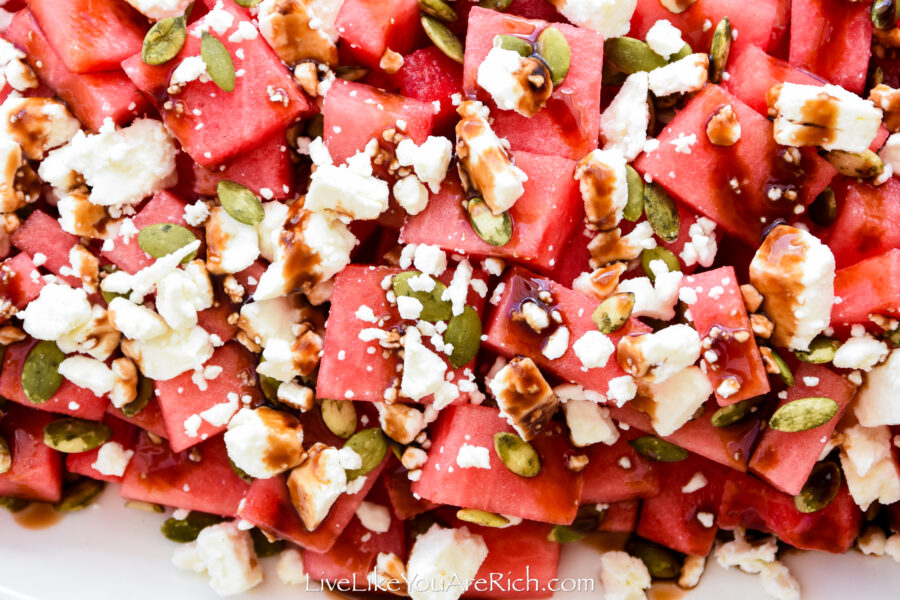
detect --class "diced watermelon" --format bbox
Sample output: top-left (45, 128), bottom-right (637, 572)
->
top-left (121, 0), bottom-right (312, 167)
top-left (233, 259), bottom-right (267, 297)
top-left (547, 225), bottom-right (593, 289)
top-left (10, 209), bottom-right (81, 287)
top-left (827, 177), bottom-right (900, 270)
top-left (106, 396), bottom-right (169, 439)
top-left (5, 10), bottom-right (148, 130)
top-left (506, 0), bottom-right (565, 21)
top-left (723, 45), bottom-right (824, 116)
top-left (681, 266), bottom-right (770, 405)
top-left (383, 459), bottom-right (439, 519)
top-left (749, 364), bottom-right (855, 495)
top-left (65, 415), bottom-right (138, 483)
top-left (788, 0), bottom-right (872, 94)
top-left (634, 84), bottom-right (836, 246)
top-left (196, 291), bottom-right (239, 344)
top-left (411, 405), bottom-right (583, 525)
top-left (192, 131), bottom-right (294, 200)
top-left (0, 252), bottom-right (45, 310)
top-left (463, 8), bottom-right (604, 160)
top-left (0, 339), bottom-right (109, 420)
top-left (394, 47), bottom-right (464, 135)
top-left (28, 0), bottom-right (147, 73)
top-left (635, 453), bottom-right (729, 556)
top-left (154, 342), bottom-right (262, 453)
top-left (832, 249), bottom-right (900, 329)
top-left (334, 0), bottom-right (421, 69)
top-left (599, 500), bottom-right (639, 533)
top-left (580, 427), bottom-right (660, 503)
top-left (0, 402), bottom-right (63, 502)
top-left (400, 152), bottom-right (581, 273)
top-left (768, 0), bottom-right (791, 59)
top-left (718, 470), bottom-right (862, 553)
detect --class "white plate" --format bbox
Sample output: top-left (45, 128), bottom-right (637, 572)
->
top-left (1, 486), bottom-right (899, 600)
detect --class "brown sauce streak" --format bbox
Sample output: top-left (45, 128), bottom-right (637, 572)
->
top-left (280, 203), bottom-right (323, 294)
top-left (649, 582), bottom-right (687, 600)
top-left (12, 502), bottom-right (63, 530)
top-left (258, 406), bottom-right (306, 474)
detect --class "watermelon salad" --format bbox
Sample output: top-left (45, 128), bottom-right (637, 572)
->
top-left (2, 0), bottom-right (900, 597)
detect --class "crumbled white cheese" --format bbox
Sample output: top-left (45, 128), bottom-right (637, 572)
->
top-left (601, 72), bottom-right (650, 161)
top-left (91, 441), bottom-right (134, 477)
top-left (455, 444), bottom-right (491, 469)
top-left (406, 525), bottom-right (488, 600)
top-left (645, 19), bottom-right (685, 60)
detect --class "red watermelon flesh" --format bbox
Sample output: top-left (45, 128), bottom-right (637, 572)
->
top-left (400, 152), bottom-right (581, 273)
top-left (65, 415), bottom-right (138, 483)
top-left (0, 252), bottom-right (46, 310)
top-left (827, 177), bottom-right (900, 270)
top-left (196, 289), bottom-right (239, 344)
top-left (5, 10), bottom-right (148, 130)
top-left (394, 46), bottom-right (464, 136)
top-left (749, 364), bottom-right (855, 496)
top-left (723, 45), bottom-right (824, 116)
top-left (832, 249), bottom-right (900, 330)
top-left (580, 427), bottom-right (660, 503)
top-left (106, 396), bottom-right (169, 439)
top-left (382, 458), bottom-right (439, 520)
top-left (10, 209), bottom-right (82, 288)
top-left (334, 0), bottom-right (422, 69)
top-left (411, 404), bottom-right (583, 525)
top-left (599, 500), bottom-right (639, 533)
top-left (506, 0), bottom-right (565, 21)
top-left (463, 8), bottom-right (604, 160)
top-left (768, 0), bottom-right (791, 59)
top-left (192, 131), bottom-right (294, 200)
top-left (0, 402), bottom-right (62, 502)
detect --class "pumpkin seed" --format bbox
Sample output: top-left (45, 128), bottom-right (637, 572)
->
top-left (641, 247), bottom-right (681, 282)
top-left (142, 16), bottom-right (186, 66)
top-left (493, 432), bottom-right (541, 477)
top-left (643, 183), bottom-right (680, 242)
top-left (872, 0), bottom-right (900, 30)
top-left (793, 336), bottom-right (841, 364)
top-left (708, 17), bottom-right (732, 84)
top-left (43, 418), bottom-right (112, 453)
top-left (201, 31), bottom-right (236, 92)
top-left (769, 397), bottom-right (838, 432)
top-left (343, 428), bottom-right (388, 481)
top-left (444, 306), bottom-right (482, 368)
top-left (808, 187), bottom-right (837, 227)
top-left (250, 528), bottom-right (285, 557)
top-left (421, 15), bottom-right (464, 64)
top-left (711, 398), bottom-right (759, 428)
top-left (138, 223), bottom-right (198, 263)
top-left (494, 34), bottom-right (533, 57)
top-left (767, 347), bottom-right (794, 386)
top-left (478, 0), bottom-right (513, 9)
top-left (626, 537), bottom-right (682, 579)
top-left (823, 149), bottom-right (884, 179)
top-left (669, 42), bottom-right (693, 62)
top-left (0, 435), bottom-right (9, 474)
top-left (54, 479), bottom-right (106, 512)
top-left (118, 373), bottom-right (153, 418)
top-left (879, 327), bottom-right (900, 348)
top-left (21, 341), bottom-right (65, 405)
top-left (624, 165), bottom-right (645, 222)
top-left (592, 292), bottom-right (635, 334)
top-left (604, 37), bottom-right (667, 74)
top-left (419, 0), bottom-right (457, 22)
top-left (392, 271), bottom-right (453, 322)
top-left (466, 197), bottom-right (513, 246)
top-left (0, 496), bottom-right (29, 512)
top-left (334, 65), bottom-right (370, 81)
top-left (101, 287), bottom-right (128, 305)
top-left (547, 504), bottom-right (606, 543)
top-left (456, 509), bottom-right (510, 528)
top-left (628, 436), bottom-right (688, 462)
top-left (161, 511), bottom-right (224, 543)
top-left (235, 0), bottom-right (260, 6)
top-left (228, 456), bottom-right (253, 484)
top-left (536, 27), bottom-right (570, 87)
top-left (217, 180), bottom-right (265, 226)
top-left (125, 500), bottom-right (165, 513)
top-left (794, 460), bottom-right (841, 513)
top-left (321, 398), bottom-right (357, 439)
top-left (259, 369), bottom-right (280, 403)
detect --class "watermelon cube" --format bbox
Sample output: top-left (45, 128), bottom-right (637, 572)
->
top-left (827, 177), bottom-right (900, 270)
top-left (723, 45), bottom-right (824, 116)
top-left (0, 402), bottom-right (63, 502)
top-left (832, 249), bottom-right (900, 329)
top-left (382, 459), bottom-right (439, 519)
top-left (0, 252), bottom-right (45, 310)
top-left (107, 396), bottom-right (169, 439)
top-left (10, 209), bottom-right (81, 288)
top-left (463, 7), bottom-right (604, 160)
top-left (598, 500), bottom-right (639, 533)
top-left (334, 0), bottom-right (421, 69)
top-left (196, 290), bottom-right (240, 344)
top-left (395, 46), bottom-right (464, 135)
top-left (580, 427), bottom-right (660, 504)
top-left (506, 0), bottom-right (565, 21)
top-left (192, 131), bottom-right (294, 200)
top-left (65, 415), bottom-right (138, 483)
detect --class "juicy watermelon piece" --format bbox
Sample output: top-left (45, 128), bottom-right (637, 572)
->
top-left (28, 0), bottom-right (147, 73)
top-left (832, 249), bottom-right (900, 329)
top-left (394, 46), bottom-right (464, 135)
top-left (768, 0), bottom-right (791, 59)
top-left (0, 339), bottom-right (110, 420)
top-left (196, 290), bottom-right (239, 344)
top-left (411, 404), bottom-right (583, 525)
top-left (154, 342), bottom-right (262, 453)
top-left (383, 459), bottom-right (439, 519)
top-left (0, 252), bottom-right (45, 310)
top-left (400, 153), bottom-right (581, 273)
top-left (192, 131), bottom-right (294, 200)
top-left (634, 84), bottom-right (836, 246)
top-left (580, 427), bottom-right (660, 503)
top-left (0, 402), bottom-right (63, 501)
top-left (65, 415), bottom-right (138, 482)
top-left (599, 500), bottom-right (639, 533)
top-left (120, 432), bottom-right (249, 515)
top-left (121, 0), bottom-right (312, 167)
top-left (10, 209), bottom-right (81, 288)
top-left (506, 0), bottom-right (564, 20)
top-left (5, 10), bottom-right (148, 130)
top-left (827, 177), bottom-right (900, 270)
top-left (334, 0), bottom-right (421, 69)
top-left (789, 0), bottom-right (872, 94)
top-left (106, 396), bottom-right (169, 439)
top-left (636, 453), bottom-right (729, 556)
top-left (749, 364), bottom-right (855, 495)
top-left (718, 470), bottom-right (862, 553)
top-left (463, 8), bottom-right (604, 160)
top-left (723, 45), bottom-right (824, 116)
top-left (681, 266), bottom-right (770, 405)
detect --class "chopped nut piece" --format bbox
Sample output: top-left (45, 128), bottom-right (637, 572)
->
top-left (750, 313), bottom-right (775, 338)
top-left (870, 84), bottom-right (900, 132)
top-left (759, 347), bottom-right (781, 375)
top-left (293, 61), bottom-right (320, 97)
top-left (740, 283), bottom-right (764, 313)
top-left (379, 48), bottom-right (404, 74)
top-left (258, 0), bottom-right (339, 66)
top-left (0, 325), bottom-right (25, 345)
top-left (488, 357), bottom-right (558, 441)
top-left (572, 262), bottom-right (628, 301)
top-left (110, 357), bottom-right (138, 408)
top-left (587, 223), bottom-right (657, 268)
top-left (575, 148), bottom-right (628, 231)
top-left (705, 104), bottom-right (741, 146)
top-left (223, 275), bottom-right (246, 304)
top-left (659, 0), bottom-right (698, 13)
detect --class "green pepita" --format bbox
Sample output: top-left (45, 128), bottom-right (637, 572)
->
top-left (478, 0), bottom-right (513, 9)
top-left (137, 223), bottom-right (198, 263)
top-left (421, 15), bottom-right (464, 64)
top-left (536, 27), bottom-right (570, 87)
top-left (669, 42), bottom-right (693, 62)
top-left (217, 180), bottom-right (265, 226)
top-left (125, 500), bottom-right (166, 513)
top-left (466, 197), bottom-right (513, 246)
top-left (419, 0), bottom-right (457, 23)
top-left (321, 398), bottom-right (357, 439)
top-left (604, 37), bottom-right (667, 74)
top-left (334, 65), bottom-right (370, 81)
top-left (641, 247), bottom-right (681, 282)
top-left (343, 428), bottom-right (389, 481)
top-left (21, 341), bottom-right (65, 405)
top-left (708, 17), bottom-right (732, 84)
top-left (494, 34), bottom-right (533, 57)
top-left (879, 326), bottom-right (900, 348)
top-left (228, 456), bottom-right (253, 484)
top-left (793, 336), bottom-right (841, 364)
top-left (0, 435), bottom-right (9, 474)
top-left (767, 347), bottom-right (794, 386)
top-left (392, 271), bottom-right (453, 322)
top-left (251, 527), bottom-right (285, 557)
top-left (235, 0), bottom-right (260, 6)
top-left (201, 31), bottom-right (236, 93)
top-left (161, 511), bottom-right (224, 543)
top-left (624, 165), bottom-right (645, 222)
top-left (871, 0), bottom-right (900, 30)
top-left (643, 183), bottom-right (680, 243)
top-left (456, 509), bottom-right (510, 528)
top-left (625, 537), bottom-right (683, 579)
top-left (794, 460), bottom-right (841, 513)
top-left (711, 398), bottom-right (759, 428)
top-left (769, 397), bottom-right (838, 432)
top-left (54, 479), bottom-right (106, 512)
top-left (808, 187), bottom-right (837, 227)
top-left (0, 496), bottom-right (29, 512)
top-left (259, 369), bottom-right (280, 404)
top-left (628, 436), bottom-right (688, 462)
top-left (444, 305), bottom-right (482, 368)
top-left (823, 149), bottom-right (884, 179)
top-left (493, 432), bottom-right (541, 477)
top-left (547, 504), bottom-right (606, 543)
top-left (118, 373), bottom-right (153, 418)
top-left (43, 418), bottom-right (112, 453)
top-left (142, 16), bottom-right (187, 66)
top-left (592, 292), bottom-right (635, 334)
